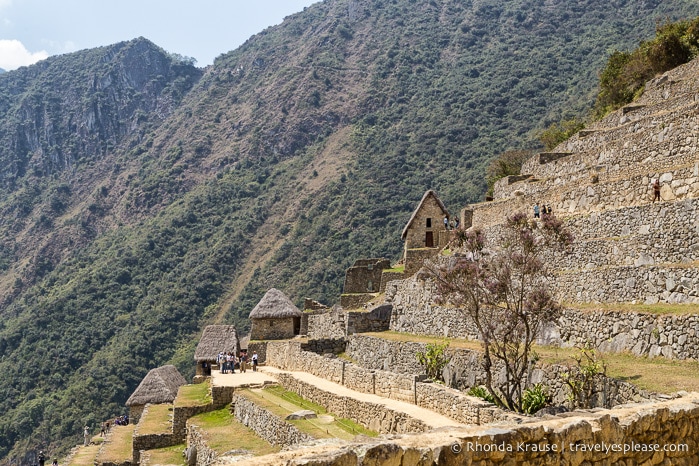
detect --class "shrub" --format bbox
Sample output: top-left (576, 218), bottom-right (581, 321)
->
top-left (416, 340), bottom-right (450, 382)
top-left (467, 385), bottom-right (495, 403)
top-left (521, 383), bottom-right (550, 414)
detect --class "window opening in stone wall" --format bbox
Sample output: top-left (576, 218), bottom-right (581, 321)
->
top-left (426, 218), bottom-right (432, 228)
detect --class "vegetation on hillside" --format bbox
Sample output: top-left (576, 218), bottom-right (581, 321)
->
top-left (595, 16), bottom-right (699, 117)
top-left (0, 0), bottom-right (699, 462)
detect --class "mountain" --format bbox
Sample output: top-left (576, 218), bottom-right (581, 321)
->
top-left (1, 0), bottom-right (699, 462)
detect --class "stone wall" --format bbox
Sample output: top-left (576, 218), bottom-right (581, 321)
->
top-left (247, 341), bottom-right (267, 364)
top-left (228, 394), bottom-right (699, 466)
top-left (345, 335), bottom-right (652, 408)
top-left (231, 393), bottom-right (313, 446)
top-left (132, 405), bottom-right (178, 464)
top-left (265, 340), bottom-right (515, 426)
top-left (404, 248), bottom-right (439, 275)
top-left (185, 423), bottom-right (216, 466)
top-left (307, 304), bottom-right (391, 339)
top-left (274, 372), bottom-right (429, 434)
top-left (250, 317), bottom-right (297, 340)
top-left (387, 273), bottom-right (699, 360)
top-left (343, 258), bottom-right (390, 293)
top-left (339, 293), bottom-right (375, 309)
top-left (379, 271), bottom-right (407, 292)
top-left (554, 308), bottom-right (699, 360)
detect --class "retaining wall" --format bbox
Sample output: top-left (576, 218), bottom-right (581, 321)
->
top-left (231, 393), bottom-right (313, 446)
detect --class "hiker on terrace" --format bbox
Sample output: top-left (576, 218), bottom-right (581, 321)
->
top-left (240, 351), bottom-right (248, 373)
top-left (534, 203), bottom-right (540, 218)
top-left (653, 178), bottom-right (661, 202)
top-left (443, 215), bottom-right (450, 230)
top-left (252, 351), bottom-right (258, 371)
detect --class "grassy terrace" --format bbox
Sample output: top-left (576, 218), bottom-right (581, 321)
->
top-left (365, 331), bottom-right (699, 394)
top-left (95, 424), bottom-right (135, 465)
top-left (189, 408), bottom-right (280, 457)
top-left (564, 301), bottom-right (699, 316)
top-left (65, 444), bottom-right (102, 466)
top-left (240, 386), bottom-right (377, 440)
top-left (175, 382), bottom-right (211, 408)
top-left (141, 444), bottom-right (186, 466)
top-left (137, 403), bottom-right (173, 435)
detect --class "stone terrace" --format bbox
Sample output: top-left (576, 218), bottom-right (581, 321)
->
top-left (466, 56), bottom-right (699, 304)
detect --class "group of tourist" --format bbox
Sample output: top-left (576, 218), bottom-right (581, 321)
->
top-left (216, 350), bottom-right (259, 373)
top-left (99, 421), bottom-right (111, 437)
top-left (443, 215), bottom-right (459, 230)
top-left (533, 203), bottom-right (553, 218)
top-left (113, 414), bottom-right (129, 426)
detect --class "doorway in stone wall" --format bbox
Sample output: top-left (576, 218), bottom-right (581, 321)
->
top-left (425, 231), bottom-right (434, 248)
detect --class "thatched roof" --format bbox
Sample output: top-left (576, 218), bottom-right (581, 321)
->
top-left (249, 288), bottom-right (302, 319)
top-left (401, 190), bottom-right (449, 240)
top-left (125, 365), bottom-right (187, 406)
top-left (194, 325), bottom-right (240, 362)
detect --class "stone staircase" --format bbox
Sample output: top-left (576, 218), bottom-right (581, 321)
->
top-left (466, 56), bottom-right (699, 304)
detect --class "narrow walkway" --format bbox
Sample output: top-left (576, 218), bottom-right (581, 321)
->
top-left (211, 368), bottom-right (277, 388)
top-left (259, 366), bottom-right (465, 429)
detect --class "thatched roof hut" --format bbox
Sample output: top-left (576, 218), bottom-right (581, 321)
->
top-left (126, 365), bottom-right (187, 407)
top-left (194, 325), bottom-right (240, 362)
top-left (249, 289), bottom-right (302, 340)
top-left (249, 288), bottom-right (302, 319)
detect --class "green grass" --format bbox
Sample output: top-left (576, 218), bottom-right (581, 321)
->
top-left (240, 387), bottom-right (378, 440)
top-left (564, 302), bottom-right (699, 316)
top-left (383, 265), bottom-right (405, 273)
top-left (175, 382), bottom-right (211, 408)
top-left (137, 403), bottom-right (173, 435)
top-left (142, 444), bottom-right (186, 466)
top-left (65, 444), bottom-right (102, 466)
top-left (189, 408), bottom-right (279, 456)
top-left (95, 424), bottom-right (134, 464)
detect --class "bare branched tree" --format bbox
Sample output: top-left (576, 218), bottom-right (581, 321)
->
top-left (422, 212), bottom-right (572, 412)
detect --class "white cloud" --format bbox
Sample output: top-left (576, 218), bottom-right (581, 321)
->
top-left (0, 0), bottom-right (12, 10)
top-left (0, 39), bottom-right (48, 70)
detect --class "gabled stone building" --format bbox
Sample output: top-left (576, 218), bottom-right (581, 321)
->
top-left (401, 190), bottom-right (450, 274)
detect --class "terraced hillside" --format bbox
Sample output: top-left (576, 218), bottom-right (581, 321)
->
top-left (468, 56), bottom-right (699, 305)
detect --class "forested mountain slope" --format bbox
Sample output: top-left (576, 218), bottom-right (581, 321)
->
top-left (1, 0), bottom-right (698, 462)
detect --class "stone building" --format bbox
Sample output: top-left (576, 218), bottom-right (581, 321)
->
top-left (194, 325), bottom-right (240, 377)
top-left (401, 190), bottom-right (450, 274)
top-left (125, 365), bottom-right (187, 423)
top-left (249, 288), bottom-right (302, 340)
top-left (343, 258), bottom-right (391, 294)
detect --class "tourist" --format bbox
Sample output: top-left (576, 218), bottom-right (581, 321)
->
top-left (240, 351), bottom-right (247, 373)
top-left (83, 426), bottom-right (90, 446)
top-left (52, 460), bottom-right (58, 466)
top-left (443, 215), bottom-right (450, 230)
top-left (652, 178), bottom-right (661, 202)
top-left (38, 451), bottom-right (45, 466)
top-left (533, 203), bottom-right (540, 218)
top-left (252, 351), bottom-right (258, 371)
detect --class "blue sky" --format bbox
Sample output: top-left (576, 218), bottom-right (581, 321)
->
top-left (0, 0), bottom-right (318, 70)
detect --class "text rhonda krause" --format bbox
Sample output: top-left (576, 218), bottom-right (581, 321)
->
top-left (461, 441), bottom-right (689, 454)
